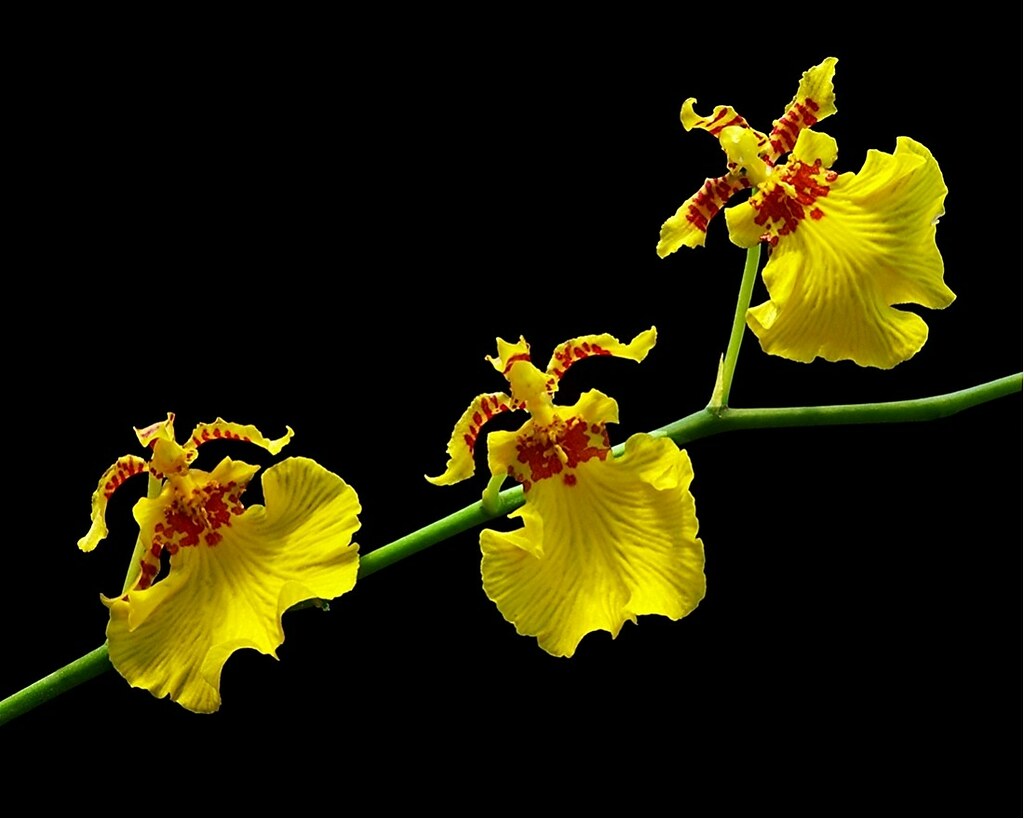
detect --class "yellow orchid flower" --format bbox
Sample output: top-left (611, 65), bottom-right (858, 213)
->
top-left (658, 57), bottom-right (955, 369)
top-left (427, 329), bottom-right (705, 657)
top-left (79, 414), bottom-right (360, 713)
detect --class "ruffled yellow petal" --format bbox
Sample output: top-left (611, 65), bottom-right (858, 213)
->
top-left (480, 434), bottom-right (705, 657)
top-left (105, 456), bottom-right (360, 713)
top-left (657, 173), bottom-right (748, 255)
top-left (564, 387), bottom-right (619, 429)
top-left (485, 336), bottom-right (532, 374)
top-left (544, 327), bottom-right (657, 379)
top-left (767, 57), bottom-right (838, 158)
top-left (792, 127), bottom-right (839, 169)
top-left (739, 135), bottom-right (954, 368)
top-left (78, 455), bottom-right (149, 552)
top-left (134, 413), bottom-right (177, 447)
top-left (425, 392), bottom-right (516, 486)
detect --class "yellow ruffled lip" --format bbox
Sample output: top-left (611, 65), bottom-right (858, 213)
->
top-left (80, 417), bottom-right (361, 713)
top-left (740, 134), bottom-right (955, 368)
top-left (482, 433), bottom-right (705, 657)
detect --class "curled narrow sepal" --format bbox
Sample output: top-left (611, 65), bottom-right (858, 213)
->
top-left (681, 98), bottom-right (766, 144)
top-left (544, 328), bottom-right (657, 380)
top-left (188, 419), bottom-right (294, 454)
top-left (78, 455), bottom-right (149, 552)
top-left (425, 392), bottom-right (516, 486)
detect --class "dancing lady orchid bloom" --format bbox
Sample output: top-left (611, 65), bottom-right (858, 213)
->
top-left (427, 329), bottom-right (705, 657)
top-left (79, 414), bottom-right (360, 713)
top-left (657, 57), bottom-right (955, 369)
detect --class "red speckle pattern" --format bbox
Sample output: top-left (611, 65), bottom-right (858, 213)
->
top-left (683, 175), bottom-right (745, 235)
top-left (508, 414), bottom-right (611, 492)
top-left (501, 353), bottom-right (532, 375)
top-left (103, 457), bottom-right (148, 500)
top-left (461, 393), bottom-right (514, 456)
top-left (136, 479), bottom-right (245, 590)
top-left (769, 97), bottom-right (820, 158)
top-left (549, 339), bottom-right (612, 380)
top-left (695, 106), bottom-right (754, 137)
top-left (193, 424), bottom-right (248, 449)
top-left (751, 158), bottom-right (832, 242)
top-left (138, 560), bottom-right (158, 589)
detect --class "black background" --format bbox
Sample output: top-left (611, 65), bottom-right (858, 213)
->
top-left (6, 19), bottom-right (1020, 816)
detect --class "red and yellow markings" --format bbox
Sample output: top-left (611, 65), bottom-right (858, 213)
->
top-left (687, 103), bottom-right (755, 138)
top-left (191, 424), bottom-right (252, 448)
top-left (752, 158), bottom-right (834, 244)
top-left (769, 97), bottom-right (820, 158)
top-left (508, 415), bottom-right (610, 492)
top-left (139, 479), bottom-right (246, 588)
top-left (461, 393), bottom-right (514, 454)
top-left (548, 339), bottom-right (612, 380)
top-left (100, 455), bottom-right (149, 500)
top-left (704, 108), bottom-right (749, 136)
top-left (500, 352), bottom-right (531, 375)
top-left (684, 174), bottom-right (746, 234)
top-left (137, 556), bottom-right (159, 590)
top-left (186, 418), bottom-right (293, 456)
top-left (135, 413), bottom-right (176, 448)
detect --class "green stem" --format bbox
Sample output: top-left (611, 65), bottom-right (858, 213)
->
top-left (712, 243), bottom-right (761, 411)
top-left (2, 371), bottom-right (1019, 725)
top-left (358, 486), bottom-right (523, 579)
top-left (654, 373), bottom-right (1023, 445)
top-left (0, 646), bottom-right (111, 726)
